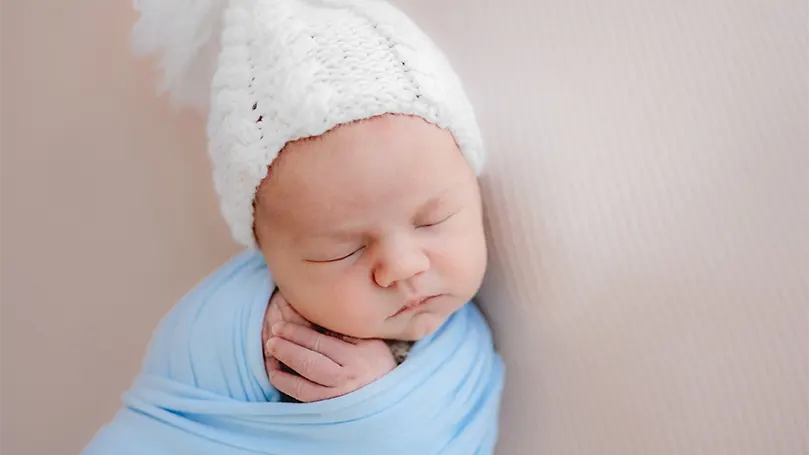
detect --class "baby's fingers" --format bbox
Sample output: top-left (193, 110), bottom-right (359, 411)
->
top-left (266, 337), bottom-right (344, 387)
top-left (264, 352), bottom-right (281, 377)
top-left (268, 369), bottom-right (337, 403)
top-left (276, 295), bottom-right (313, 327)
top-left (272, 322), bottom-right (356, 366)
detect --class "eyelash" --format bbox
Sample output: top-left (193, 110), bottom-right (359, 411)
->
top-left (309, 211), bottom-right (458, 263)
top-left (312, 246), bottom-right (365, 263)
top-left (417, 212), bottom-right (456, 229)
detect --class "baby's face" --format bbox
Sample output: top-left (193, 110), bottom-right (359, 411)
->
top-left (254, 115), bottom-right (487, 341)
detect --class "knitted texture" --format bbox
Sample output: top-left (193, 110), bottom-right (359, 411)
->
top-left (133, 0), bottom-right (485, 248)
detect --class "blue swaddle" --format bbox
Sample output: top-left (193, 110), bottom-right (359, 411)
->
top-left (82, 249), bottom-right (505, 454)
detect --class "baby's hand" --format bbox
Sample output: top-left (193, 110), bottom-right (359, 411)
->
top-left (264, 291), bottom-right (313, 332)
top-left (263, 294), bottom-right (396, 402)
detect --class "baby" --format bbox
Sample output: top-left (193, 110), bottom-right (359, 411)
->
top-left (256, 114), bottom-right (487, 402)
top-left (81, 1), bottom-right (503, 453)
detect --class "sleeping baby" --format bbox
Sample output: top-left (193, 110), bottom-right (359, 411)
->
top-left (257, 113), bottom-right (488, 402)
top-left (82, 0), bottom-right (504, 453)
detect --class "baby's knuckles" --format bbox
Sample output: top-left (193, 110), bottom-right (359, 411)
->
top-left (264, 291), bottom-right (398, 400)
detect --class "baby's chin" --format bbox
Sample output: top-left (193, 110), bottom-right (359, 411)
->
top-left (388, 312), bottom-right (449, 341)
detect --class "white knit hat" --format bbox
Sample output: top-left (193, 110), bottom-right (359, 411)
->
top-left (132, 0), bottom-right (485, 249)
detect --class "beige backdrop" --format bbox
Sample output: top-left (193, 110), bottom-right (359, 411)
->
top-left (1, 2), bottom-right (240, 453)
top-left (1, 1), bottom-right (807, 454)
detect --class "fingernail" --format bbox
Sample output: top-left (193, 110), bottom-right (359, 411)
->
top-left (265, 338), bottom-right (276, 354)
top-left (272, 322), bottom-right (285, 335)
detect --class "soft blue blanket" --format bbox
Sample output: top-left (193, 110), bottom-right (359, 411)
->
top-left (82, 250), bottom-right (505, 454)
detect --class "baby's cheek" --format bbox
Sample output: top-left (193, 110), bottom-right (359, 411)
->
top-left (439, 238), bottom-right (487, 296)
top-left (323, 283), bottom-right (378, 335)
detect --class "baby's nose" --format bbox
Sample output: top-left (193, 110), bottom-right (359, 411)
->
top-left (372, 238), bottom-right (430, 288)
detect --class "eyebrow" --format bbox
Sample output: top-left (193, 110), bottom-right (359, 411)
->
top-left (290, 218), bottom-right (365, 245)
top-left (415, 192), bottom-right (450, 219)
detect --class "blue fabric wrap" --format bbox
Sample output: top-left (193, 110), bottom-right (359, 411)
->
top-left (82, 249), bottom-right (505, 455)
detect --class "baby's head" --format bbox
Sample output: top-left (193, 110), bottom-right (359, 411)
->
top-left (254, 114), bottom-right (486, 340)
top-left (134, 0), bottom-right (487, 340)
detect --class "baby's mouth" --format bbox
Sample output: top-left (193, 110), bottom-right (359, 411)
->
top-left (391, 295), bottom-right (441, 318)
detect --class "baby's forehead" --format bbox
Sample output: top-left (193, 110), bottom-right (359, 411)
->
top-left (255, 114), bottom-right (475, 233)
top-left (261, 169), bottom-right (470, 237)
top-left (266, 122), bottom-right (460, 189)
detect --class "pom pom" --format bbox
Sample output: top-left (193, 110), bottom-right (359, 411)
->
top-left (132, 0), bottom-right (229, 110)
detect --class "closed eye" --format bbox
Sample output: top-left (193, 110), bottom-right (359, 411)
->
top-left (416, 211), bottom-right (458, 228)
top-left (306, 246), bottom-right (365, 263)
